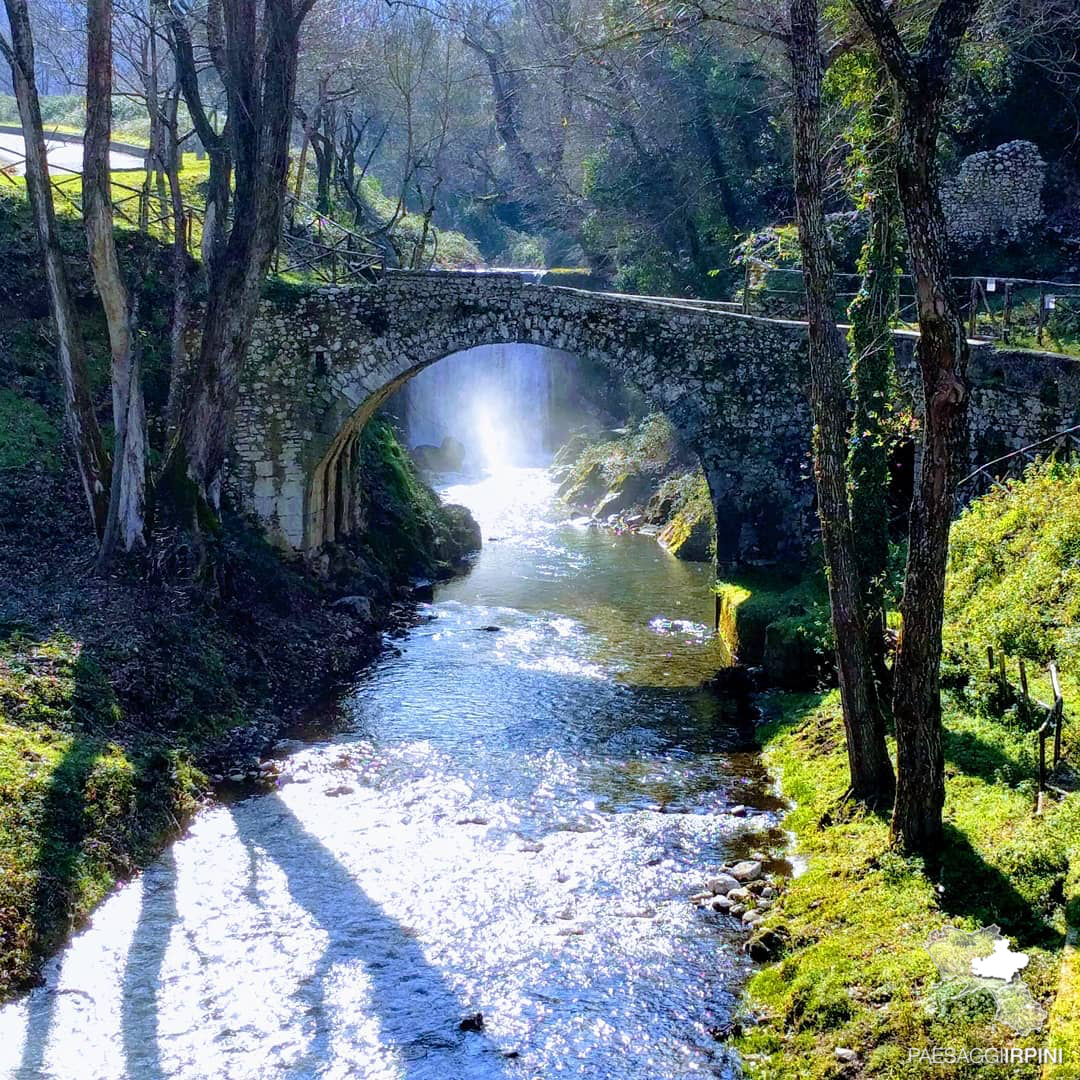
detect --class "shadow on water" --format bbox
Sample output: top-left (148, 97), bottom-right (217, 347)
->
top-left (227, 792), bottom-right (516, 1079)
top-left (119, 851), bottom-right (178, 1080)
top-left (15, 736), bottom-right (104, 1080)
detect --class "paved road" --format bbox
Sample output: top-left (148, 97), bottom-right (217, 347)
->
top-left (0, 131), bottom-right (145, 176)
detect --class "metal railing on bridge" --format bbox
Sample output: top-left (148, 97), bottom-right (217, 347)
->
top-left (957, 424), bottom-right (1080, 502)
top-left (739, 264), bottom-right (1080, 349)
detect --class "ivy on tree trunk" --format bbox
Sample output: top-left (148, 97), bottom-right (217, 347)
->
top-left (847, 77), bottom-right (901, 691)
top-left (788, 0), bottom-right (895, 808)
top-left (852, 0), bottom-right (981, 855)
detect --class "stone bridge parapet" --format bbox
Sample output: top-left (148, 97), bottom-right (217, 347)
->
top-left (231, 272), bottom-right (1080, 567)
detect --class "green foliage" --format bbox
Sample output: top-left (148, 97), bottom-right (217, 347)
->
top-left (0, 389), bottom-right (59, 472)
top-left (538, 267), bottom-right (601, 290)
top-left (354, 419), bottom-right (479, 581)
top-left (570, 414), bottom-right (679, 484)
top-left (946, 462), bottom-right (1080, 668)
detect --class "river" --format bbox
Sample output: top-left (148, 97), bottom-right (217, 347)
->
top-left (0, 468), bottom-right (784, 1080)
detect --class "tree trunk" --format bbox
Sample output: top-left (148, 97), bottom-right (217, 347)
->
top-left (847, 81), bottom-right (900, 690)
top-left (168, 13), bottom-right (231, 276)
top-left (163, 86), bottom-right (193, 448)
top-left (167, 0), bottom-right (306, 511)
top-left (0, 0), bottom-right (110, 538)
top-left (850, 0), bottom-right (980, 854)
top-left (312, 131), bottom-right (332, 214)
top-left (888, 93), bottom-right (969, 854)
top-left (789, 0), bottom-right (895, 806)
top-left (85, 0), bottom-right (148, 565)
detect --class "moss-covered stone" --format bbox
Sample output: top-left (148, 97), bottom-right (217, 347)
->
top-left (657, 473), bottom-right (715, 561)
top-left (715, 569), bottom-right (831, 671)
top-left (554, 418), bottom-right (717, 560)
top-left (336, 418), bottom-right (480, 592)
top-left (557, 458), bottom-right (608, 508)
top-left (593, 470), bottom-right (653, 518)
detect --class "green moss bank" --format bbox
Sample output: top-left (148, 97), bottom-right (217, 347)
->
top-left (737, 690), bottom-right (1078, 1077)
top-left (715, 568), bottom-right (833, 688)
top-left (733, 465), bottom-right (1080, 1076)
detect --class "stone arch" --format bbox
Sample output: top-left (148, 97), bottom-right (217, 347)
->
top-left (234, 274), bottom-right (821, 566)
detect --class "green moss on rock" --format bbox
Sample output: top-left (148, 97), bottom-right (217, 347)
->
top-left (657, 472), bottom-right (715, 561)
top-left (715, 568), bottom-right (832, 683)
top-left (346, 419), bottom-right (481, 587)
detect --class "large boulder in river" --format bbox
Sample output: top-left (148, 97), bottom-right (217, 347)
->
top-left (411, 437), bottom-right (467, 473)
top-left (659, 505), bottom-right (713, 562)
top-left (593, 471), bottom-right (653, 518)
top-left (557, 460), bottom-right (608, 509)
top-left (434, 503), bottom-right (482, 564)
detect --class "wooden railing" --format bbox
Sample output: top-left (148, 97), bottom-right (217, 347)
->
top-left (957, 425), bottom-right (1080, 501)
top-left (981, 645), bottom-right (1067, 814)
top-left (0, 143), bottom-right (385, 284)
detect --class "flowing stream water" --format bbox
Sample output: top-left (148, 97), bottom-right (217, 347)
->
top-left (0, 467), bottom-right (786, 1080)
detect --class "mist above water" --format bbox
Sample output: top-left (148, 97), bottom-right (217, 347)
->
top-left (401, 344), bottom-right (575, 471)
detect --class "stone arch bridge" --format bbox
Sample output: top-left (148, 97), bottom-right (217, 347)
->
top-left (232, 272), bottom-right (1080, 567)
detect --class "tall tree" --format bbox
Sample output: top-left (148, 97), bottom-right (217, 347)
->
top-left (843, 62), bottom-right (902, 690)
top-left (850, 0), bottom-right (981, 854)
top-left (165, 0), bottom-right (317, 518)
top-left (788, 0), bottom-right (895, 806)
top-left (85, 0), bottom-right (149, 563)
top-left (0, 0), bottom-right (111, 538)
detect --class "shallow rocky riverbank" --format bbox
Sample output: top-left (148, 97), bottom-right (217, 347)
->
top-left (551, 416), bottom-right (717, 562)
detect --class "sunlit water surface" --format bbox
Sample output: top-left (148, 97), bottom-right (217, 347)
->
top-left (0, 469), bottom-right (784, 1080)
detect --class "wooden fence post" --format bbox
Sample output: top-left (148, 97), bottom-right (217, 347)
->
top-left (1037, 287), bottom-right (1047, 345)
top-left (1019, 657), bottom-right (1029, 721)
top-left (1003, 282), bottom-right (1012, 343)
top-left (1050, 663), bottom-right (1064, 767)
top-left (1037, 722), bottom-right (1049, 815)
top-left (742, 262), bottom-right (751, 315)
top-left (968, 279), bottom-right (979, 338)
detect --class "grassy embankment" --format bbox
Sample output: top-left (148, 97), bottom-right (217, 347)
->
top-left (0, 185), bottom-right (477, 1000)
top-left (722, 463), bottom-right (1080, 1077)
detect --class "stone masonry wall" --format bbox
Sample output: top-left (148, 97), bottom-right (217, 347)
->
top-left (233, 274), bottom-right (1080, 568)
top-left (236, 274), bottom-right (817, 566)
top-left (941, 140), bottom-right (1046, 253)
